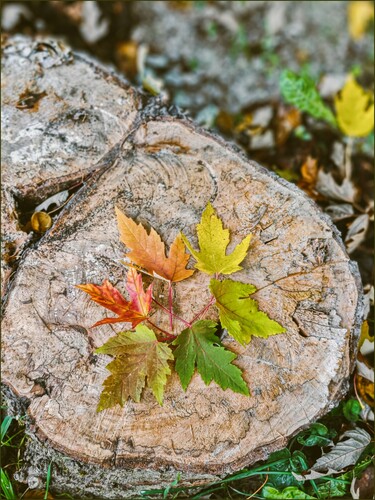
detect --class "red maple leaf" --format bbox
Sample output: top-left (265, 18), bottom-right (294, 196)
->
top-left (76, 272), bottom-right (152, 328)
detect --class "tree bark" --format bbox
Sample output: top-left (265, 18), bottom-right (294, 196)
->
top-left (1, 36), bottom-right (364, 499)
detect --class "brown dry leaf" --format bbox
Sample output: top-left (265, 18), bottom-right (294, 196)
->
top-left (345, 213), bottom-right (370, 253)
top-left (24, 491), bottom-right (54, 499)
top-left (356, 374), bottom-right (374, 408)
top-left (276, 105), bottom-right (301, 146)
top-left (316, 170), bottom-right (357, 203)
top-left (216, 110), bottom-right (235, 135)
top-left (48, 1), bottom-right (82, 24)
top-left (16, 88), bottom-right (47, 111)
top-left (311, 428), bottom-right (371, 472)
top-left (168, 1), bottom-right (193, 9)
top-left (116, 207), bottom-right (194, 282)
top-left (298, 156), bottom-right (320, 198)
top-left (348, 1), bottom-right (374, 40)
top-left (234, 113), bottom-right (262, 136)
top-left (350, 466), bottom-right (374, 500)
top-left (356, 352), bottom-right (374, 381)
top-left (325, 203), bottom-right (354, 222)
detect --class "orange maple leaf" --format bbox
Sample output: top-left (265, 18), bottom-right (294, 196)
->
top-left (76, 277), bottom-right (151, 328)
top-left (115, 206), bottom-right (194, 282)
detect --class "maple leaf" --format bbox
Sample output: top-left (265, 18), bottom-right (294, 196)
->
top-left (76, 272), bottom-right (152, 328)
top-left (173, 320), bottom-right (249, 395)
top-left (334, 76), bottom-right (374, 137)
top-left (181, 203), bottom-right (251, 275)
top-left (210, 279), bottom-right (285, 345)
top-left (115, 206), bottom-right (194, 282)
top-left (126, 267), bottom-right (153, 316)
top-left (280, 70), bottom-right (337, 127)
top-left (96, 324), bottom-right (173, 410)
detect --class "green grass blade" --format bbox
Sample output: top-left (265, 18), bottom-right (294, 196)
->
top-left (44, 462), bottom-right (52, 500)
top-left (1, 416), bottom-right (14, 442)
top-left (0, 468), bottom-right (16, 500)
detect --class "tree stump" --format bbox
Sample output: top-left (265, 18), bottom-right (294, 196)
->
top-left (1, 36), bottom-right (364, 499)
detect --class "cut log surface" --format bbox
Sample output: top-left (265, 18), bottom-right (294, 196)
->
top-left (1, 36), bottom-right (139, 295)
top-left (1, 37), bottom-right (364, 499)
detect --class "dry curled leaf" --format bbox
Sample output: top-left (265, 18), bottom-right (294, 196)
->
top-left (345, 213), bottom-right (369, 253)
top-left (276, 105), bottom-right (301, 146)
top-left (34, 190), bottom-right (69, 213)
top-left (298, 156), bottom-right (319, 198)
top-left (325, 203), bottom-right (354, 222)
top-left (350, 465), bottom-right (374, 500)
top-left (316, 170), bottom-right (357, 203)
top-left (311, 428), bottom-right (371, 472)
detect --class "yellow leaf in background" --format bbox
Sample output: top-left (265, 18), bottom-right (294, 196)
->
top-left (356, 374), bottom-right (374, 408)
top-left (348, 1), bottom-right (374, 40)
top-left (334, 76), bottom-right (374, 137)
top-left (359, 320), bottom-right (374, 352)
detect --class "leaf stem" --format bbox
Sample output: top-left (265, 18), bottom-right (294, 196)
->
top-left (152, 298), bottom-right (191, 327)
top-left (158, 334), bottom-right (177, 343)
top-left (168, 281), bottom-right (173, 331)
top-left (190, 295), bottom-right (216, 323)
top-left (146, 319), bottom-right (175, 341)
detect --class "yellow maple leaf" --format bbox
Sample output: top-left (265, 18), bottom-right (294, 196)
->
top-left (334, 76), bottom-right (374, 137)
top-left (181, 203), bottom-right (251, 276)
top-left (348, 1), bottom-right (374, 40)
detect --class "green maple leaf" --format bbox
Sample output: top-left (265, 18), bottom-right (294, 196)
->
top-left (173, 320), bottom-right (250, 395)
top-left (280, 70), bottom-right (337, 128)
top-left (181, 202), bottom-right (251, 275)
top-left (96, 324), bottom-right (173, 410)
top-left (210, 279), bottom-right (285, 345)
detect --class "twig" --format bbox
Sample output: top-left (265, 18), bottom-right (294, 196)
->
top-left (247, 474), bottom-right (268, 499)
